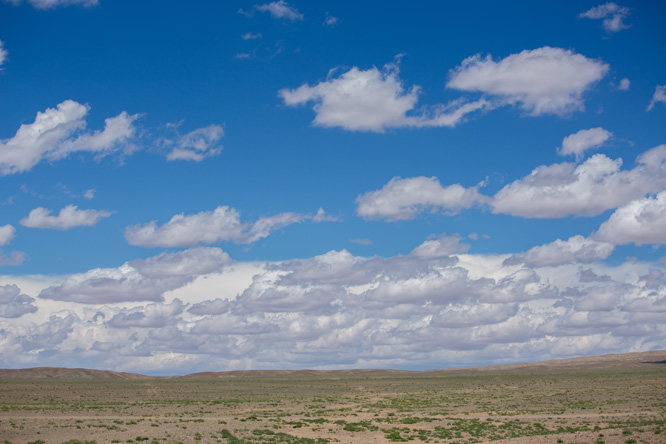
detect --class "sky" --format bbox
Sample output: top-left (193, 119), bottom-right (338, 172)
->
top-left (0, 0), bottom-right (665, 375)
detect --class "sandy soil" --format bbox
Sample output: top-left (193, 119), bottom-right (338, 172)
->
top-left (1, 350), bottom-right (665, 444)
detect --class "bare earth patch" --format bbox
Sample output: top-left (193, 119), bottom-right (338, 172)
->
top-left (1, 350), bottom-right (665, 444)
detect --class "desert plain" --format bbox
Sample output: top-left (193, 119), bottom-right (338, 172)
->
top-left (1, 350), bottom-right (665, 444)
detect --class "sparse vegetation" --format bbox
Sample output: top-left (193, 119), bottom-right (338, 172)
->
top-left (0, 358), bottom-right (664, 443)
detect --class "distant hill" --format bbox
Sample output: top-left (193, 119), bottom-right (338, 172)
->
top-left (1, 349), bottom-right (664, 380)
top-left (0, 367), bottom-right (151, 380)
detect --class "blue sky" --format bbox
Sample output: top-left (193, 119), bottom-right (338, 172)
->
top-left (0, 0), bottom-right (665, 375)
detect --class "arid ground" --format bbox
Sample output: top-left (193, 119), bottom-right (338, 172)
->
top-left (1, 350), bottom-right (665, 444)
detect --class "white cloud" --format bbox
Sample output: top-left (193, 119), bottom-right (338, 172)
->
top-left (356, 176), bottom-right (487, 221)
top-left (20, 205), bottom-right (111, 230)
top-left (323, 14), bottom-right (338, 27)
top-left (279, 61), bottom-right (490, 132)
top-left (594, 190), bottom-right (666, 246)
top-left (108, 299), bottom-right (186, 328)
top-left (0, 100), bottom-right (139, 175)
top-left (2, 239), bottom-right (665, 372)
top-left (56, 112), bottom-right (139, 160)
top-left (0, 250), bottom-right (25, 266)
top-left (254, 1), bottom-right (303, 21)
top-left (410, 234), bottom-right (470, 259)
top-left (447, 47), bottom-right (609, 116)
top-left (504, 235), bottom-right (615, 268)
top-left (0, 284), bottom-right (37, 318)
top-left (38, 263), bottom-right (190, 304)
top-left (241, 32), bottom-right (262, 40)
top-left (647, 85), bottom-right (666, 111)
top-left (579, 3), bottom-right (631, 33)
top-left (165, 125), bottom-right (224, 161)
top-left (125, 206), bottom-right (329, 248)
top-left (129, 247), bottom-right (231, 278)
top-left (492, 145), bottom-right (666, 218)
top-left (559, 127), bottom-right (612, 159)
top-left (245, 212), bottom-right (307, 243)
top-left (6, 0), bottom-right (98, 9)
top-left (0, 225), bottom-right (16, 247)
top-left (125, 206), bottom-right (244, 248)
top-left (618, 78), bottom-right (630, 91)
top-left (0, 41), bottom-right (7, 68)
top-left (38, 248), bottom-right (229, 304)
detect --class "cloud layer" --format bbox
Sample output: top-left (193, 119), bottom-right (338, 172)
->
top-left (2, 238), bottom-right (664, 373)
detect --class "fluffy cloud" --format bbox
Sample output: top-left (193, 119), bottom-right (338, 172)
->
top-left (492, 145), bottom-right (666, 218)
top-left (130, 247), bottom-right (231, 278)
top-left (504, 235), bottom-right (615, 268)
top-left (447, 47), bottom-right (609, 116)
top-left (356, 176), bottom-right (487, 221)
top-left (618, 78), bottom-right (630, 91)
top-left (164, 125), bottom-right (224, 162)
top-left (39, 247), bottom-right (230, 303)
top-left (108, 299), bottom-right (185, 328)
top-left (410, 234), bottom-right (470, 259)
top-left (579, 3), bottom-right (631, 33)
top-left (254, 0), bottom-right (303, 21)
top-left (357, 146), bottom-right (666, 221)
top-left (594, 191), bottom-right (666, 245)
top-left (125, 206), bottom-right (329, 248)
top-left (0, 100), bottom-right (139, 175)
top-left (20, 205), bottom-right (111, 230)
top-left (647, 85), bottom-right (666, 111)
top-left (2, 237), bottom-right (665, 372)
top-left (5, 0), bottom-right (97, 9)
top-left (279, 61), bottom-right (490, 132)
top-left (0, 284), bottom-right (37, 318)
top-left (559, 127), bottom-right (612, 159)
top-left (0, 225), bottom-right (16, 247)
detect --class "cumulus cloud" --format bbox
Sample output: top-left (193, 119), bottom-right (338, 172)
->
top-left (254, 1), bottom-right (303, 21)
top-left (2, 236), bottom-right (666, 372)
top-left (492, 145), bottom-right (666, 218)
top-left (279, 60), bottom-right (490, 132)
top-left (164, 125), bottom-right (224, 162)
top-left (559, 127), bottom-right (612, 159)
top-left (579, 3), bottom-right (631, 33)
top-left (618, 78), bottom-right (630, 91)
top-left (594, 190), bottom-right (666, 246)
top-left (447, 47), bottom-right (609, 116)
top-left (5, 0), bottom-right (98, 9)
top-left (410, 234), bottom-right (470, 259)
top-left (0, 100), bottom-right (139, 175)
top-left (0, 225), bottom-right (16, 247)
top-left (356, 176), bottom-right (487, 221)
top-left (20, 205), bottom-right (111, 230)
top-left (504, 235), bottom-right (615, 268)
top-left (108, 299), bottom-right (186, 329)
top-left (125, 206), bottom-right (331, 248)
top-left (0, 284), bottom-right (37, 318)
top-left (39, 247), bottom-right (230, 304)
top-left (130, 247), bottom-right (231, 278)
top-left (647, 85), bottom-right (666, 111)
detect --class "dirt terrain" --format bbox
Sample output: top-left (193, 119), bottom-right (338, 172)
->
top-left (1, 350), bottom-right (665, 444)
